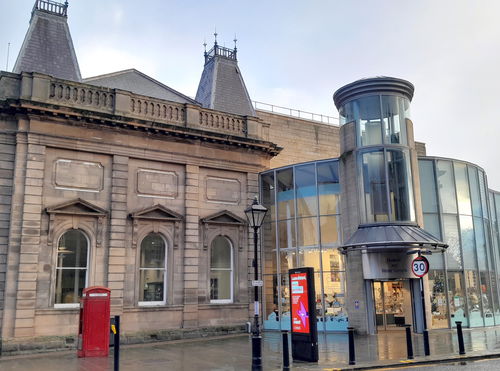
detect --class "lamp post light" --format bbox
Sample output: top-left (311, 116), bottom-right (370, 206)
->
top-left (245, 196), bottom-right (268, 371)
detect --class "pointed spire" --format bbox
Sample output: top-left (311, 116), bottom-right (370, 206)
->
top-left (196, 37), bottom-right (255, 117)
top-left (15, 0), bottom-right (81, 81)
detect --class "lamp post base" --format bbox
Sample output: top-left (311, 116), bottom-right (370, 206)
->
top-left (251, 335), bottom-right (262, 371)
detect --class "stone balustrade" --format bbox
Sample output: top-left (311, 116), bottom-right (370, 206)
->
top-left (48, 80), bottom-right (114, 113)
top-left (0, 72), bottom-right (266, 140)
top-left (129, 96), bottom-right (185, 126)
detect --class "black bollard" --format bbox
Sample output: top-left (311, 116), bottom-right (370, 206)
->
top-left (348, 327), bottom-right (356, 365)
top-left (404, 324), bottom-right (414, 360)
top-left (456, 321), bottom-right (465, 355)
top-left (282, 331), bottom-right (290, 371)
top-left (114, 315), bottom-right (120, 371)
top-left (423, 329), bottom-right (430, 356)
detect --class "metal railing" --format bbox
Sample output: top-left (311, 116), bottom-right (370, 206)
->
top-left (252, 100), bottom-right (339, 126)
top-left (205, 44), bottom-right (237, 64)
top-left (33, 0), bottom-right (68, 16)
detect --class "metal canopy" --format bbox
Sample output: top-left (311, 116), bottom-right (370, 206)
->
top-left (339, 222), bottom-right (448, 253)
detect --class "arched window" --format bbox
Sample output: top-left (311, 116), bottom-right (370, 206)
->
top-left (210, 236), bottom-right (233, 303)
top-left (55, 229), bottom-right (89, 307)
top-left (139, 233), bottom-right (167, 305)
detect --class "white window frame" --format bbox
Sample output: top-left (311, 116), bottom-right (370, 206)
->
top-left (54, 229), bottom-right (90, 309)
top-left (210, 236), bottom-right (234, 304)
top-left (138, 233), bottom-right (167, 307)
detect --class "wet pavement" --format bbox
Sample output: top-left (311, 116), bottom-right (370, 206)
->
top-left (2, 327), bottom-right (500, 370)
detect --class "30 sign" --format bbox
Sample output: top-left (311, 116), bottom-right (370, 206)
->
top-left (412, 256), bottom-right (429, 277)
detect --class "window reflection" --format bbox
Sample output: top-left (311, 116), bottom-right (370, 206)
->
top-left (357, 96), bottom-right (383, 146)
top-left (381, 95), bottom-right (407, 145)
top-left (295, 164), bottom-right (317, 217)
top-left (361, 150), bottom-right (388, 222)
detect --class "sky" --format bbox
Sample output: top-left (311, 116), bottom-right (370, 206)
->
top-left (1, 0), bottom-right (499, 189)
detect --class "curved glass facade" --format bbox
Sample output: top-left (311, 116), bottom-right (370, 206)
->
top-left (419, 158), bottom-right (500, 328)
top-left (260, 159), bottom-right (346, 332)
top-left (338, 92), bottom-right (416, 224)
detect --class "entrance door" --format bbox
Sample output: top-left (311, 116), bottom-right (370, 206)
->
top-left (373, 281), bottom-right (411, 330)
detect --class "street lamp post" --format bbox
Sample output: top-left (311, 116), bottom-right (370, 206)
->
top-left (245, 197), bottom-right (268, 371)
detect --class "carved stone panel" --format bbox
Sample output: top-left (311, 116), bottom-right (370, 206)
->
top-left (54, 159), bottom-right (104, 192)
top-left (205, 176), bottom-right (241, 204)
top-left (137, 169), bottom-right (178, 199)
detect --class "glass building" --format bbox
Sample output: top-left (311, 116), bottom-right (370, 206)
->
top-left (260, 77), bottom-right (500, 334)
top-left (419, 158), bottom-right (500, 328)
top-left (260, 159), bottom-right (347, 332)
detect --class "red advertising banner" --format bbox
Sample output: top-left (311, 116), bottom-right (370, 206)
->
top-left (290, 272), bottom-right (310, 334)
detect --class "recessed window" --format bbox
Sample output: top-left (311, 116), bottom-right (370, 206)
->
top-left (139, 233), bottom-right (167, 306)
top-left (210, 236), bottom-right (233, 303)
top-left (55, 229), bottom-right (88, 308)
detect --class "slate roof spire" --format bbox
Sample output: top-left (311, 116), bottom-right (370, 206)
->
top-left (13, 0), bottom-right (81, 82)
top-left (195, 35), bottom-right (255, 117)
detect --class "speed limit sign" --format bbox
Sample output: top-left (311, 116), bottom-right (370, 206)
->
top-left (412, 256), bottom-right (429, 277)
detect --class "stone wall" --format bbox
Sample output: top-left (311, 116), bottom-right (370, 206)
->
top-left (257, 110), bottom-right (340, 168)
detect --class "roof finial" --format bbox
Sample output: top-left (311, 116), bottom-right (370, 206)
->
top-left (233, 34), bottom-right (237, 51)
top-left (214, 27), bottom-right (218, 46)
top-left (203, 39), bottom-right (207, 53)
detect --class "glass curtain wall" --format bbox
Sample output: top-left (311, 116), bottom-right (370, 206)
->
top-left (260, 159), bottom-right (346, 332)
top-left (341, 93), bottom-right (416, 224)
top-left (419, 158), bottom-right (500, 328)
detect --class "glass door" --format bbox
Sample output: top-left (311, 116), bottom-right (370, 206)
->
top-left (373, 281), bottom-right (407, 330)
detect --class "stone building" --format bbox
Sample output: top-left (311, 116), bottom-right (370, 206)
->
top-left (0, 0), bottom-right (286, 352)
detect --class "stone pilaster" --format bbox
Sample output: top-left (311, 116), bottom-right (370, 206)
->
top-left (107, 155), bottom-right (129, 314)
top-left (247, 172), bottom-right (259, 318)
top-left (13, 137), bottom-right (46, 338)
top-left (182, 165), bottom-right (200, 328)
top-left (2, 128), bottom-right (26, 340)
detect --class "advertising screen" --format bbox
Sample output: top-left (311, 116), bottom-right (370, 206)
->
top-left (290, 272), bottom-right (310, 334)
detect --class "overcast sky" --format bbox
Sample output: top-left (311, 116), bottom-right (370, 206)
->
top-left (1, 0), bottom-right (499, 189)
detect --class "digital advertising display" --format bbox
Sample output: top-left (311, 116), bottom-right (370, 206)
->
top-left (290, 272), bottom-right (310, 334)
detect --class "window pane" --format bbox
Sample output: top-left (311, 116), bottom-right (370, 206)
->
top-left (454, 163), bottom-right (472, 215)
top-left (321, 248), bottom-right (344, 272)
top-left (140, 234), bottom-right (165, 268)
top-left (387, 149), bottom-right (414, 221)
top-left (443, 215), bottom-right (462, 269)
top-left (428, 270), bottom-right (448, 328)
top-left (361, 150), bottom-right (389, 222)
top-left (460, 216), bottom-right (476, 270)
top-left (478, 171), bottom-right (488, 219)
top-left (468, 166), bottom-right (482, 217)
top-left (277, 168), bottom-right (294, 220)
top-left (295, 164), bottom-right (317, 217)
top-left (320, 216), bottom-right (339, 246)
top-left (261, 172), bottom-right (275, 221)
top-left (58, 230), bottom-right (88, 268)
top-left (278, 220), bottom-right (296, 249)
top-left (211, 236), bottom-right (231, 269)
top-left (418, 160), bottom-right (438, 213)
top-left (448, 271), bottom-right (468, 327)
top-left (465, 269), bottom-right (483, 327)
top-left (210, 270), bottom-right (231, 300)
top-left (356, 95), bottom-right (382, 146)
top-left (423, 213), bottom-right (441, 240)
top-left (437, 160), bottom-right (457, 214)
top-left (139, 269), bottom-right (165, 302)
top-left (317, 161), bottom-right (340, 215)
top-left (297, 217), bottom-right (318, 248)
top-left (381, 95), bottom-right (406, 145)
top-left (55, 268), bottom-right (86, 304)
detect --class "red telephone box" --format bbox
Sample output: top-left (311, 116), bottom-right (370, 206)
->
top-left (77, 286), bottom-right (111, 357)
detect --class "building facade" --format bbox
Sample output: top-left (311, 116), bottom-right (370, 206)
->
top-left (1, 0), bottom-right (500, 354)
